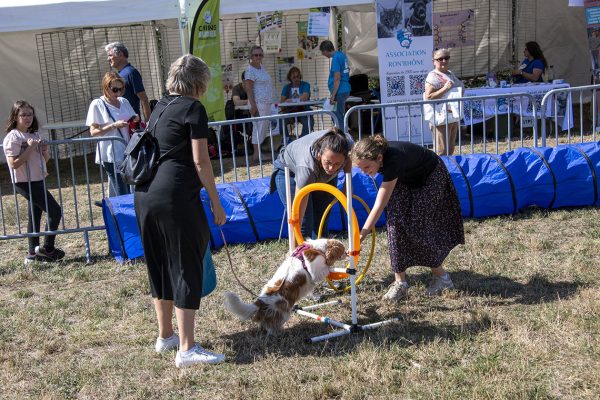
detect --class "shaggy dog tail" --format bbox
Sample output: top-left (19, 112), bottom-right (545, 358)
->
top-left (224, 291), bottom-right (258, 320)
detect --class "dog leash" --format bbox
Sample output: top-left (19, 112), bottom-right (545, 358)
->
top-left (218, 227), bottom-right (259, 298)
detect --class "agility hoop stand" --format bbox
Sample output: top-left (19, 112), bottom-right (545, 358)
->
top-left (284, 167), bottom-right (398, 343)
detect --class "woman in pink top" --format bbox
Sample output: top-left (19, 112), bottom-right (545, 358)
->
top-left (3, 101), bottom-right (64, 264)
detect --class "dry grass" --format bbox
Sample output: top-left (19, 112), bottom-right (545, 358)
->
top-left (1, 134), bottom-right (599, 399)
top-left (0, 205), bottom-right (598, 399)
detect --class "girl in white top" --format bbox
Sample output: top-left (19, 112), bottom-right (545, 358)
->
top-left (423, 48), bottom-right (464, 156)
top-left (3, 100), bottom-right (64, 264)
top-left (244, 45), bottom-right (274, 162)
top-left (86, 72), bottom-right (137, 196)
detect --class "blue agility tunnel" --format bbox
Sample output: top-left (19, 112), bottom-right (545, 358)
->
top-left (103, 167), bottom-right (385, 263)
top-left (104, 143), bottom-right (600, 262)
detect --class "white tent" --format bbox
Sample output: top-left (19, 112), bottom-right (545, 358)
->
top-left (0, 0), bottom-right (592, 141)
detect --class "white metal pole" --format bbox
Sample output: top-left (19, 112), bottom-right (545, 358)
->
top-left (285, 167), bottom-right (294, 255)
top-left (346, 172), bottom-right (358, 326)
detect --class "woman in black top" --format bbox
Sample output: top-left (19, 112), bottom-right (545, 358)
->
top-left (134, 55), bottom-right (226, 367)
top-left (352, 135), bottom-right (464, 301)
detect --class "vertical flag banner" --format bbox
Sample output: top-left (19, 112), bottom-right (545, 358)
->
top-left (188, 0), bottom-right (225, 122)
top-left (376, 0), bottom-right (434, 143)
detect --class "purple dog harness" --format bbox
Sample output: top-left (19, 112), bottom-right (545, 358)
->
top-left (292, 242), bottom-right (313, 271)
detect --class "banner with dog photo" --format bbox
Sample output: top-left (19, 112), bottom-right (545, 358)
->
top-left (376, 0), bottom-right (433, 143)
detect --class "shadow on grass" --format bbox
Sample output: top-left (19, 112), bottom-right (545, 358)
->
top-left (449, 270), bottom-right (585, 305)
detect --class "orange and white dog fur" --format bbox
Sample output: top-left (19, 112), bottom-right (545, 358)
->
top-left (224, 238), bottom-right (346, 334)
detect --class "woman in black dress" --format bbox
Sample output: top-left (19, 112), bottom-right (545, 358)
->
top-left (352, 135), bottom-right (464, 301)
top-left (134, 55), bottom-right (226, 367)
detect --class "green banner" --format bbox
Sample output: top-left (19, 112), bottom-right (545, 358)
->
top-left (188, 0), bottom-right (225, 122)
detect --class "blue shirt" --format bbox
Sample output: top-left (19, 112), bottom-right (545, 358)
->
top-left (328, 51), bottom-right (351, 95)
top-left (118, 63), bottom-right (145, 115)
top-left (515, 58), bottom-right (545, 84)
top-left (281, 81), bottom-right (311, 110)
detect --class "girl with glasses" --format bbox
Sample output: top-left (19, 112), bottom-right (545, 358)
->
top-left (423, 48), bottom-right (464, 156)
top-left (86, 72), bottom-right (138, 198)
top-left (3, 100), bottom-right (65, 264)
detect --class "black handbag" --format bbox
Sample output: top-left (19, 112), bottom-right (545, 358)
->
top-left (119, 97), bottom-right (184, 186)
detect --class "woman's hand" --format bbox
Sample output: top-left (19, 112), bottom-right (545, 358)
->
top-left (212, 203), bottom-right (227, 226)
top-left (443, 80), bottom-right (453, 91)
top-left (250, 104), bottom-right (258, 117)
top-left (27, 138), bottom-right (40, 148)
top-left (359, 228), bottom-right (370, 243)
top-left (113, 120), bottom-right (129, 129)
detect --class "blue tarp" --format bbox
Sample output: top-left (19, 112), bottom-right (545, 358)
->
top-left (104, 143), bottom-right (600, 262)
top-left (104, 167), bottom-right (385, 263)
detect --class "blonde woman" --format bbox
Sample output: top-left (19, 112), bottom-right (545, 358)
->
top-left (134, 55), bottom-right (226, 368)
top-left (423, 48), bottom-right (464, 156)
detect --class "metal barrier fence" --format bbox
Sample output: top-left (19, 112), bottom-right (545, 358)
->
top-left (3, 86), bottom-right (599, 262)
top-left (0, 136), bottom-right (127, 263)
top-left (208, 109), bottom-right (338, 182)
top-left (344, 92), bottom-right (542, 155)
top-left (541, 84), bottom-right (600, 147)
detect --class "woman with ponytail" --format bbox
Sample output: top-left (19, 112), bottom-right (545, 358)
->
top-left (271, 128), bottom-right (354, 244)
top-left (352, 135), bottom-right (464, 301)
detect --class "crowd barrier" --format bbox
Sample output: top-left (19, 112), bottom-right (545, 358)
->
top-left (344, 92), bottom-right (541, 155)
top-left (0, 136), bottom-right (127, 263)
top-left (2, 85), bottom-right (600, 262)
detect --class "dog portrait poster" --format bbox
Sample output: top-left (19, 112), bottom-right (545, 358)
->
top-left (403, 0), bottom-right (432, 37)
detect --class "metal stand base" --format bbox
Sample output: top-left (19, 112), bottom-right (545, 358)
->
top-left (294, 295), bottom-right (399, 343)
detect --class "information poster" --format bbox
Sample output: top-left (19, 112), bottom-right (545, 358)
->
top-left (307, 8), bottom-right (330, 37)
top-left (376, 0), bottom-right (434, 142)
top-left (297, 21), bottom-right (319, 60)
top-left (585, 1), bottom-right (600, 70)
top-left (433, 9), bottom-right (474, 49)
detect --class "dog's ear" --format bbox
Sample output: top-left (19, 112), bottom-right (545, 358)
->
top-left (325, 240), bottom-right (346, 266)
top-left (302, 248), bottom-right (322, 263)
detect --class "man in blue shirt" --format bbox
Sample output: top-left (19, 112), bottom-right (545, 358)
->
top-left (319, 40), bottom-right (351, 132)
top-left (105, 42), bottom-right (151, 121)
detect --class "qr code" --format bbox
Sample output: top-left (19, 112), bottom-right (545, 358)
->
top-left (386, 75), bottom-right (405, 97)
top-left (409, 74), bottom-right (426, 95)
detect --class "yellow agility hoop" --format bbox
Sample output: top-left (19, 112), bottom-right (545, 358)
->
top-left (290, 183), bottom-right (360, 280)
top-left (318, 195), bottom-right (376, 293)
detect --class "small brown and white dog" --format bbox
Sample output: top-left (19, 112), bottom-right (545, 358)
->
top-left (224, 238), bottom-right (346, 334)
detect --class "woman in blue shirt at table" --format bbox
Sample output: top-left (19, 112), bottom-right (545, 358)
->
top-left (280, 66), bottom-right (314, 139)
top-left (512, 41), bottom-right (547, 84)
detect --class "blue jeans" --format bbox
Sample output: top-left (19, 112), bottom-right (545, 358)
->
top-left (103, 162), bottom-right (130, 197)
top-left (274, 169), bottom-right (335, 239)
top-left (334, 92), bottom-right (350, 132)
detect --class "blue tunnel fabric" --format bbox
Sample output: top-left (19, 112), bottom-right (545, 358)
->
top-left (103, 143), bottom-right (600, 263)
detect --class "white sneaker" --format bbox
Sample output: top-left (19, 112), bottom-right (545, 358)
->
top-left (425, 274), bottom-right (455, 296)
top-left (175, 343), bottom-right (225, 367)
top-left (382, 281), bottom-right (409, 301)
top-left (155, 333), bottom-right (179, 353)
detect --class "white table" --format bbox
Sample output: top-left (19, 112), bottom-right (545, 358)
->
top-left (463, 83), bottom-right (573, 131)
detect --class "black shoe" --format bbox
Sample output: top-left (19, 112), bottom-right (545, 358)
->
top-left (24, 253), bottom-right (44, 265)
top-left (35, 246), bottom-right (65, 262)
top-left (94, 200), bottom-right (103, 208)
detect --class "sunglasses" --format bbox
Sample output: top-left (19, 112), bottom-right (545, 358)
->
top-left (110, 86), bottom-right (125, 93)
top-left (434, 56), bottom-right (450, 62)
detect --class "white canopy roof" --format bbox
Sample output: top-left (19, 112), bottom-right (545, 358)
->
top-left (0, 0), bottom-right (369, 33)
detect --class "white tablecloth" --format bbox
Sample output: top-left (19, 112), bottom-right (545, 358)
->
top-left (463, 83), bottom-right (573, 131)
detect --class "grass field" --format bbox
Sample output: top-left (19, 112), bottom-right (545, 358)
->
top-left (0, 204), bottom-right (598, 399)
top-left (1, 134), bottom-right (599, 399)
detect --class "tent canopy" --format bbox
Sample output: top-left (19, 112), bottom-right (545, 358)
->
top-left (0, 0), bottom-right (368, 33)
